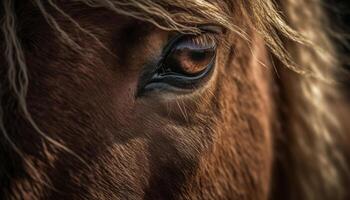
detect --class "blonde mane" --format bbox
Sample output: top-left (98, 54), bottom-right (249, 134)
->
top-left (1, 0), bottom-right (347, 199)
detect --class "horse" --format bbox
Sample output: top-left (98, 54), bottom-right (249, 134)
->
top-left (0, 0), bottom-right (349, 199)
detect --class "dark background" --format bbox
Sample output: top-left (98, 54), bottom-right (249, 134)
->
top-left (329, 0), bottom-right (350, 91)
top-left (333, 0), bottom-right (350, 64)
top-left (332, 0), bottom-right (350, 70)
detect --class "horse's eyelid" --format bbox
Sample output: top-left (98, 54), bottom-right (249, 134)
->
top-left (198, 25), bottom-right (225, 35)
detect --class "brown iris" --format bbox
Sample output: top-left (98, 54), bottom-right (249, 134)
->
top-left (161, 34), bottom-right (217, 76)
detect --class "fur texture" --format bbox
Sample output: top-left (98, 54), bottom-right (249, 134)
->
top-left (0, 0), bottom-right (349, 199)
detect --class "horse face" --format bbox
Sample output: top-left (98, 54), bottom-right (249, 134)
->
top-left (7, 2), bottom-right (274, 199)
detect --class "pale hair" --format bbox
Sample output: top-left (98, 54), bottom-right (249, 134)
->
top-left (0, 0), bottom-right (347, 199)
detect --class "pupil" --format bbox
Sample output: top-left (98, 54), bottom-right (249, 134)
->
top-left (190, 50), bottom-right (209, 62)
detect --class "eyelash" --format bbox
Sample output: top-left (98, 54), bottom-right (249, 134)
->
top-left (188, 34), bottom-right (217, 48)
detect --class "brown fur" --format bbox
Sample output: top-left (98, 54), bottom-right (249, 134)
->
top-left (0, 0), bottom-right (349, 199)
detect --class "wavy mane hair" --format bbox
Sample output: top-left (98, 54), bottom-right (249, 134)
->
top-left (0, 0), bottom-right (348, 199)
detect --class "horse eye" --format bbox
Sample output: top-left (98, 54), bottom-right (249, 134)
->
top-left (160, 34), bottom-right (217, 76)
top-left (137, 32), bottom-right (219, 97)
